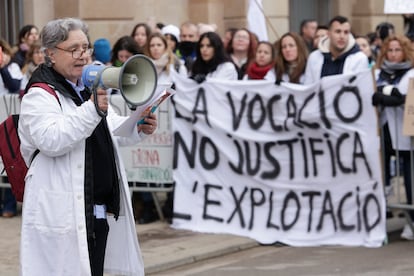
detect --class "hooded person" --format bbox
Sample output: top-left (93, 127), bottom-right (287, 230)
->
top-left (161, 24), bottom-right (180, 52)
top-left (304, 15), bottom-right (368, 84)
top-left (93, 38), bottom-right (111, 65)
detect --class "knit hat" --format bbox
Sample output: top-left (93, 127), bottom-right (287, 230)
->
top-left (93, 38), bottom-right (111, 64)
top-left (162, 25), bottom-right (180, 42)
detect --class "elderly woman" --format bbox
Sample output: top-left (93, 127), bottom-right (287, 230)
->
top-left (19, 18), bottom-right (156, 275)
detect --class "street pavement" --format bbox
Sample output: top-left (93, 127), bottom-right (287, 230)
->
top-left (0, 207), bottom-right (412, 275)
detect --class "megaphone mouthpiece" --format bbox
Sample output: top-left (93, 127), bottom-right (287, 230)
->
top-left (122, 73), bottom-right (138, 86)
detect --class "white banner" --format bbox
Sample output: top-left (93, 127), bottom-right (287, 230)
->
top-left (384, 0), bottom-right (414, 13)
top-left (171, 70), bottom-right (386, 247)
top-left (110, 95), bottom-right (174, 183)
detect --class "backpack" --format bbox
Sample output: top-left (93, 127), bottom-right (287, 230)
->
top-left (0, 83), bottom-right (60, 202)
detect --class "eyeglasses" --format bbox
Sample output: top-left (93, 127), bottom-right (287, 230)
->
top-left (55, 46), bottom-right (94, 59)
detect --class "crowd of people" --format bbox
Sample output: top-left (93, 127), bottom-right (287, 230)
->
top-left (1, 14), bottom-right (414, 275)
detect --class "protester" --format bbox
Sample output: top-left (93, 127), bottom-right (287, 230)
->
top-left (145, 32), bottom-right (187, 84)
top-left (0, 38), bottom-right (23, 218)
top-left (222, 27), bottom-right (237, 49)
top-left (161, 24), bottom-right (180, 53)
top-left (313, 25), bottom-right (328, 50)
top-left (227, 28), bottom-right (256, 80)
top-left (20, 40), bottom-right (45, 91)
top-left (12, 25), bottom-right (39, 69)
top-left (300, 19), bottom-right (318, 52)
top-left (130, 22), bottom-right (152, 50)
top-left (175, 21), bottom-right (199, 72)
top-left (372, 22), bottom-right (395, 59)
top-left (190, 31), bottom-right (237, 82)
top-left (107, 35), bottom-right (142, 95)
top-left (372, 35), bottom-right (414, 240)
top-left (304, 15), bottom-right (368, 84)
top-left (110, 35), bottom-right (142, 67)
top-left (244, 41), bottom-right (275, 80)
top-left (144, 32), bottom-right (186, 223)
top-left (92, 38), bottom-right (111, 65)
top-left (18, 17), bottom-right (156, 275)
top-left (355, 35), bottom-right (376, 68)
top-left (265, 32), bottom-right (308, 84)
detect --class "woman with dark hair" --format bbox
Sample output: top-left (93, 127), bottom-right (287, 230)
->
top-left (12, 24), bottom-right (39, 69)
top-left (266, 32), bottom-right (308, 84)
top-left (190, 31), bottom-right (237, 82)
top-left (130, 22), bottom-right (152, 50)
top-left (110, 35), bottom-right (142, 67)
top-left (226, 28), bottom-right (256, 79)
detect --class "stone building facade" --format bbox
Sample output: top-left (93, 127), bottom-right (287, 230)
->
top-left (3, 0), bottom-right (407, 46)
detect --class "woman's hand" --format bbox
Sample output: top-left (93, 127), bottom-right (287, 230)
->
top-left (90, 88), bottom-right (108, 112)
top-left (138, 112), bottom-right (157, 135)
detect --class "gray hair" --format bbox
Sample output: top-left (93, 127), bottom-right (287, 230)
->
top-left (41, 18), bottom-right (89, 66)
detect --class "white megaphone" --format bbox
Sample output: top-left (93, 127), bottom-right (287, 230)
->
top-left (82, 54), bottom-right (157, 116)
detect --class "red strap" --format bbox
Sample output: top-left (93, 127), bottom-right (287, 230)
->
top-left (30, 82), bottom-right (61, 106)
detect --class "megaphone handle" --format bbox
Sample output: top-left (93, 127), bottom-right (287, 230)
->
top-left (92, 87), bottom-right (108, 117)
top-left (92, 71), bottom-right (107, 117)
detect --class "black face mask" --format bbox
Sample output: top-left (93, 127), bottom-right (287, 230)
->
top-left (178, 41), bottom-right (197, 56)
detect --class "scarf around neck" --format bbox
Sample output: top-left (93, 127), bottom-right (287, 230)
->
top-left (379, 60), bottom-right (412, 84)
top-left (153, 53), bottom-right (169, 75)
top-left (246, 62), bottom-right (273, 80)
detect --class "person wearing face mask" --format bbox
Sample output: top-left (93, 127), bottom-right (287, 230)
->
top-left (175, 21), bottom-right (199, 72)
top-left (18, 18), bottom-right (156, 276)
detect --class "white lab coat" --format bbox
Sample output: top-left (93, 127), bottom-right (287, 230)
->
top-left (18, 86), bottom-right (145, 276)
top-left (377, 68), bottom-right (414, 151)
top-left (304, 35), bottom-right (368, 85)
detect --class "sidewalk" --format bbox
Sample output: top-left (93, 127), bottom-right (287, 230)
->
top-left (0, 212), bottom-right (406, 275)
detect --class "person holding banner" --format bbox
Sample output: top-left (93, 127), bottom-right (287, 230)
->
top-left (265, 32), bottom-right (308, 84)
top-left (244, 41), bottom-right (275, 80)
top-left (18, 18), bottom-right (155, 275)
top-left (226, 28), bottom-right (256, 80)
top-left (304, 15), bottom-right (368, 84)
top-left (190, 31), bottom-right (238, 83)
top-left (372, 34), bottom-right (414, 240)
